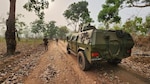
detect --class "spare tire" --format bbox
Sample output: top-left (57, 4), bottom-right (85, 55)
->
top-left (109, 40), bottom-right (120, 56)
top-left (116, 30), bottom-right (124, 38)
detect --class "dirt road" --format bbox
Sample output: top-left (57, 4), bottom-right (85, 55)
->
top-left (0, 40), bottom-right (149, 84)
top-left (24, 41), bottom-right (100, 84)
top-left (24, 41), bottom-right (149, 84)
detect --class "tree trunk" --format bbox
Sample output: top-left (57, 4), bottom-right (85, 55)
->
top-left (5, 0), bottom-right (16, 55)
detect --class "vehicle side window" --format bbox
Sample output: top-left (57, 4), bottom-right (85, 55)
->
top-left (73, 36), bottom-right (76, 41)
top-left (70, 35), bottom-right (78, 42)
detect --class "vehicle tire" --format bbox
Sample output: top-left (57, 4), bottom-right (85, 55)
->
top-left (67, 44), bottom-right (71, 54)
top-left (77, 51), bottom-right (90, 71)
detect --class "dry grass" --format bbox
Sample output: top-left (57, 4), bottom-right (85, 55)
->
top-left (0, 38), bottom-right (43, 55)
top-left (133, 35), bottom-right (150, 51)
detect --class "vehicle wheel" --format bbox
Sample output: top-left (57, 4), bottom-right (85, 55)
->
top-left (108, 59), bottom-right (121, 65)
top-left (67, 44), bottom-right (71, 54)
top-left (77, 51), bottom-right (90, 71)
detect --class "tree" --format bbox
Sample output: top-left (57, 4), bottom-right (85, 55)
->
top-left (30, 20), bottom-right (59, 39)
top-left (113, 24), bottom-right (122, 30)
top-left (45, 21), bottom-right (58, 39)
top-left (5, 0), bottom-right (52, 55)
top-left (123, 20), bottom-right (134, 33)
top-left (123, 16), bottom-right (148, 35)
top-left (63, 1), bottom-right (93, 31)
top-left (143, 15), bottom-right (150, 34)
top-left (57, 26), bottom-right (69, 39)
top-left (98, 0), bottom-right (121, 29)
top-left (30, 19), bottom-right (45, 35)
top-left (24, 0), bottom-right (54, 38)
top-left (120, 0), bottom-right (150, 8)
top-left (15, 14), bottom-right (26, 41)
top-left (23, 0), bottom-right (50, 20)
top-left (22, 25), bottom-right (30, 38)
top-left (5, 0), bottom-right (16, 55)
top-left (98, 0), bottom-right (150, 29)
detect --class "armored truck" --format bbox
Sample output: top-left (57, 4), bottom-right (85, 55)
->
top-left (67, 24), bottom-right (134, 71)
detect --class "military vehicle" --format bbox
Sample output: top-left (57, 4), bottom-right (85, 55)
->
top-left (67, 24), bottom-right (134, 71)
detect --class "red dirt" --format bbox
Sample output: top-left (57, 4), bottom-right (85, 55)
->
top-left (0, 40), bottom-right (149, 84)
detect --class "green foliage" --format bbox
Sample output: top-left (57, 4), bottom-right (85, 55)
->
top-left (113, 24), bottom-right (122, 30)
top-left (98, 0), bottom-right (121, 24)
top-left (123, 16), bottom-right (149, 35)
top-left (98, 26), bottom-right (105, 30)
top-left (121, 0), bottom-right (150, 8)
top-left (15, 14), bottom-right (26, 34)
top-left (45, 21), bottom-right (58, 39)
top-left (30, 20), bottom-right (62, 39)
top-left (144, 15), bottom-right (150, 29)
top-left (57, 26), bottom-right (69, 39)
top-left (123, 20), bottom-right (134, 33)
top-left (63, 1), bottom-right (93, 31)
top-left (23, 0), bottom-right (51, 19)
top-left (30, 19), bottom-right (45, 34)
top-left (99, 0), bottom-right (150, 34)
top-left (15, 14), bottom-right (27, 41)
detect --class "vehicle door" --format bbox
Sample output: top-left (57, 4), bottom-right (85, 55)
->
top-left (72, 35), bottom-right (79, 53)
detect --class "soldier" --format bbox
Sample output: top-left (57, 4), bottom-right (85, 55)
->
top-left (43, 36), bottom-right (48, 50)
top-left (56, 38), bottom-right (58, 45)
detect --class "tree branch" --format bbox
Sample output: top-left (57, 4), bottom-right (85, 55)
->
top-left (132, 4), bottom-right (150, 8)
top-left (129, 1), bottom-right (150, 8)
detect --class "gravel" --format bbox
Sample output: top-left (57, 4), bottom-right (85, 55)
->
top-left (0, 45), bottom-right (44, 83)
top-left (40, 64), bottom-right (58, 84)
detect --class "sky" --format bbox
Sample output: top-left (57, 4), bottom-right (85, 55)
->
top-left (0, 0), bottom-right (150, 31)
